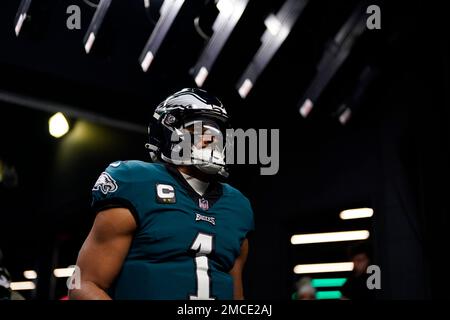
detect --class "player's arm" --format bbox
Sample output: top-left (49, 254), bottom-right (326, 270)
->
top-left (68, 208), bottom-right (137, 300)
top-left (229, 238), bottom-right (249, 300)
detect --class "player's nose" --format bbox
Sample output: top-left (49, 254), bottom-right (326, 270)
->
top-left (201, 135), bottom-right (215, 148)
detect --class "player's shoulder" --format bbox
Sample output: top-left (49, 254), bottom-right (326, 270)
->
top-left (221, 183), bottom-right (254, 231)
top-left (221, 183), bottom-right (251, 206)
top-left (104, 160), bottom-right (167, 182)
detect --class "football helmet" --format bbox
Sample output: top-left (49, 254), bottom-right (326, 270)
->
top-left (146, 88), bottom-right (232, 177)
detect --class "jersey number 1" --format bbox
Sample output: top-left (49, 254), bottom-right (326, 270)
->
top-left (189, 232), bottom-right (214, 300)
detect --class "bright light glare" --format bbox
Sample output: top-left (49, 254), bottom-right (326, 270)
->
top-left (53, 267), bottom-right (75, 278)
top-left (340, 208), bottom-right (374, 220)
top-left (84, 32), bottom-right (96, 54)
top-left (216, 0), bottom-right (233, 16)
top-left (238, 79), bottom-right (253, 98)
top-left (339, 107), bottom-right (352, 125)
top-left (10, 281), bottom-right (36, 291)
top-left (141, 51), bottom-right (154, 72)
top-left (291, 230), bottom-right (370, 245)
top-left (311, 278), bottom-right (347, 288)
top-left (294, 262), bottom-right (354, 274)
top-left (23, 270), bottom-right (38, 280)
top-left (299, 99), bottom-right (313, 118)
top-left (195, 67), bottom-right (209, 87)
top-left (264, 14), bottom-right (282, 36)
top-left (15, 14), bottom-right (26, 36)
top-left (316, 290), bottom-right (342, 300)
top-left (49, 112), bottom-right (70, 138)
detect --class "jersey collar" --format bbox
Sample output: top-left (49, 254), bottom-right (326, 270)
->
top-left (164, 164), bottom-right (223, 211)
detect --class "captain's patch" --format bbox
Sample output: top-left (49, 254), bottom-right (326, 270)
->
top-left (156, 184), bottom-right (176, 204)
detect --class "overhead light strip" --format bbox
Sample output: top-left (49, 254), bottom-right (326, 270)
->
top-left (294, 262), bottom-right (354, 274)
top-left (291, 230), bottom-right (370, 245)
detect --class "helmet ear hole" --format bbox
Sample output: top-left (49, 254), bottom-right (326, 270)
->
top-left (163, 114), bottom-right (178, 127)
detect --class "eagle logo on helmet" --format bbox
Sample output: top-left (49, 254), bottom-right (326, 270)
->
top-left (93, 172), bottom-right (118, 195)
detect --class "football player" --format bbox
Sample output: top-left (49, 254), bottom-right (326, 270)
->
top-left (69, 88), bottom-right (254, 300)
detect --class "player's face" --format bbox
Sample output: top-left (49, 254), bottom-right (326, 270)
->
top-left (184, 121), bottom-right (224, 150)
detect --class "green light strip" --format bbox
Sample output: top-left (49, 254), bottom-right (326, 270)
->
top-left (316, 291), bottom-right (342, 300)
top-left (312, 278), bottom-right (347, 288)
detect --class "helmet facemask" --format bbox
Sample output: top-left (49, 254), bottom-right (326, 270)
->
top-left (185, 120), bottom-right (227, 176)
top-left (164, 117), bottom-right (230, 177)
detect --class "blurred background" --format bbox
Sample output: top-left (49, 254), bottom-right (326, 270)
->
top-left (0, 0), bottom-right (449, 300)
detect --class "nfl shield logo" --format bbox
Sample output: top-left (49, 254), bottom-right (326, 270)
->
top-left (198, 198), bottom-right (209, 211)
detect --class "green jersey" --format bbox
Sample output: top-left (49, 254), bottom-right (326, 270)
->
top-left (91, 160), bottom-right (254, 300)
